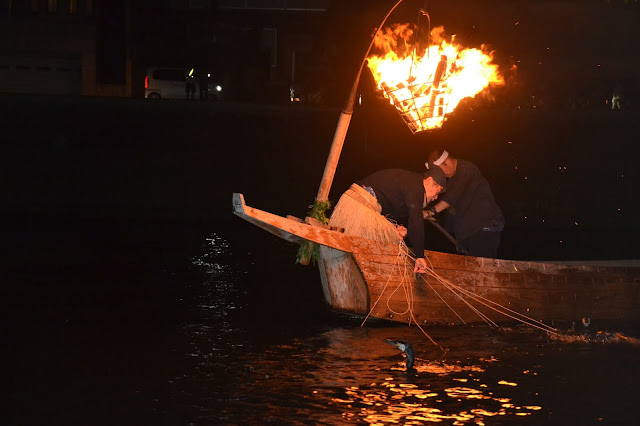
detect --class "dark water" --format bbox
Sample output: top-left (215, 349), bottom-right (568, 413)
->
top-left (3, 218), bottom-right (639, 425)
top-left (2, 96), bottom-right (640, 425)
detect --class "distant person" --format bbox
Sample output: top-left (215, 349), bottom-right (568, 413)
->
top-left (199, 72), bottom-right (209, 100)
top-left (611, 94), bottom-right (621, 110)
top-left (329, 165), bottom-right (446, 273)
top-left (425, 149), bottom-right (504, 258)
top-left (185, 73), bottom-right (196, 100)
top-left (611, 85), bottom-right (622, 110)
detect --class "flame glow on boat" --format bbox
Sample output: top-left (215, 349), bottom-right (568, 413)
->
top-left (367, 25), bottom-right (505, 132)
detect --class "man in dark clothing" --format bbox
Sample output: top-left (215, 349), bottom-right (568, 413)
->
top-left (199, 72), bottom-right (209, 100)
top-left (356, 164), bottom-right (447, 273)
top-left (425, 150), bottom-right (504, 258)
top-left (185, 74), bottom-right (196, 99)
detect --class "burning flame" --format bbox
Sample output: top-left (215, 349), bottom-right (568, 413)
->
top-left (367, 25), bottom-right (504, 132)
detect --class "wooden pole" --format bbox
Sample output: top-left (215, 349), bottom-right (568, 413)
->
top-left (315, 82), bottom-right (358, 201)
top-left (315, 0), bottom-right (407, 202)
top-left (427, 218), bottom-right (458, 248)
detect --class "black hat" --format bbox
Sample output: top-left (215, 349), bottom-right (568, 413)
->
top-left (425, 161), bottom-right (447, 190)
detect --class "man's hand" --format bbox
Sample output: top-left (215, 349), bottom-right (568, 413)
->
top-left (414, 257), bottom-right (427, 274)
top-left (422, 209), bottom-right (436, 220)
top-left (396, 225), bottom-right (407, 238)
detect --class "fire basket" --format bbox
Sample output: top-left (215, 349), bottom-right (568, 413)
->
top-left (374, 5), bottom-right (453, 134)
top-left (381, 78), bottom-right (451, 133)
top-left (316, 0), bottom-right (503, 199)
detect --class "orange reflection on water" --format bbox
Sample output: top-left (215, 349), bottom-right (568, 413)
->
top-left (445, 386), bottom-right (489, 400)
top-left (332, 362), bottom-right (542, 425)
top-left (416, 362), bottom-right (485, 375)
top-left (331, 362), bottom-right (543, 424)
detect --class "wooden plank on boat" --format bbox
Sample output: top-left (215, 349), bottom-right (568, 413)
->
top-left (304, 216), bottom-right (330, 229)
top-left (286, 215), bottom-right (304, 223)
top-left (363, 268), bottom-right (640, 324)
top-left (233, 193), bottom-right (398, 255)
top-left (318, 246), bottom-right (368, 314)
top-left (356, 248), bottom-right (640, 325)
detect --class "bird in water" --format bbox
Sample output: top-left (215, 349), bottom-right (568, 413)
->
top-left (384, 339), bottom-right (415, 371)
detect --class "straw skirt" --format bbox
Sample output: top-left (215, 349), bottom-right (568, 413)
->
top-left (329, 184), bottom-right (401, 244)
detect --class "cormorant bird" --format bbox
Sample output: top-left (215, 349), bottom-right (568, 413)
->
top-left (384, 339), bottom-right (415, 371)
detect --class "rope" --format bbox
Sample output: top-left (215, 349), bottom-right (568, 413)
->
top-left (360, 240), bottom-right (410, 324)
top-left (357, 231), bottom-right (561, 356)
top-left (421, 255), bottom-right (496, 327)
top-left (360, 240), bottom-right (444, 352)
top-left (361, 243), bottom-right (559, 336)
top-left (418, 256), bottom-right (560, 335)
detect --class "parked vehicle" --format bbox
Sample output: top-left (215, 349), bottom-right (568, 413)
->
top-left (144, 67), bottom-right (223, 100)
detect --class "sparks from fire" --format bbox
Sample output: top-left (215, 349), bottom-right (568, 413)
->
top-left (367, 25), bottom-right (505, 132)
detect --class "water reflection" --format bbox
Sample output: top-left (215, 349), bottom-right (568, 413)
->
top-left (176, 232), bottom-right (249, 412)
top-left (223, 326), bottom-right (547, 424)
top-left (176, 232), bottom-right (639, 424)
top-left (190, 233), bottom-right (241, 330)
top-left (313, 328), bottom-right (542, 424)
top-left (550, 330), bottom-right (640, 345)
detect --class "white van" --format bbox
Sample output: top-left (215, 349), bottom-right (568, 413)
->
top-left (144, 67), bottom-right (222, 100)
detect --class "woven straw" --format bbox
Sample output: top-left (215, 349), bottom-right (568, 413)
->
top-left (329, 184), bottom-right (401, 244)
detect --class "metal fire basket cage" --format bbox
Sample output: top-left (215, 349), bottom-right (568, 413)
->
top-left (380, 80), bottom-right (451, 133)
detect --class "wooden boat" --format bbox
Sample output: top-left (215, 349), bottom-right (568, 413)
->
top-left (233, 193), bottom-right (640, 326)
top-left (232, 4), bottom-right (640, 328)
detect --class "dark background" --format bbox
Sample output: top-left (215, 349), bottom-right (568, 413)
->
top-left (1, 94), bottom-right (638, 261)
top-left (3, 94), bottom-right (639, 424)
top-left (2, 2), bottom-right (640, 424)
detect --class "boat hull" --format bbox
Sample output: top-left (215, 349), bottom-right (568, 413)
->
top-left (233, 193), bottom-right (640, 325)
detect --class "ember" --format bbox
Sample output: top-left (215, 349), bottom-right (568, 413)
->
top-left (367, 25), bottom-right (504, 132)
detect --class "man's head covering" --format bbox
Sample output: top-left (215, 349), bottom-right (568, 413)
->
top-left (425, 161), bottom-right (447, 190)
top-left (432, 150), bottom-right (449, 166)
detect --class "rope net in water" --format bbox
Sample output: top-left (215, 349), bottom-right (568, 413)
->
top-left (360, 245), bottom-right (559, 352)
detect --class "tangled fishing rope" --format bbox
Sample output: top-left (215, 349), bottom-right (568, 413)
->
top-left (360, 240), bottom-right (446, 352)
top-left (360, 242), bottom-right (560, 352)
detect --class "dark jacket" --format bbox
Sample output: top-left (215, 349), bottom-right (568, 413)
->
top-left (440, 159), bottom-right (504, 240)
top-left (357, 169), bottom-right (426, 256)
